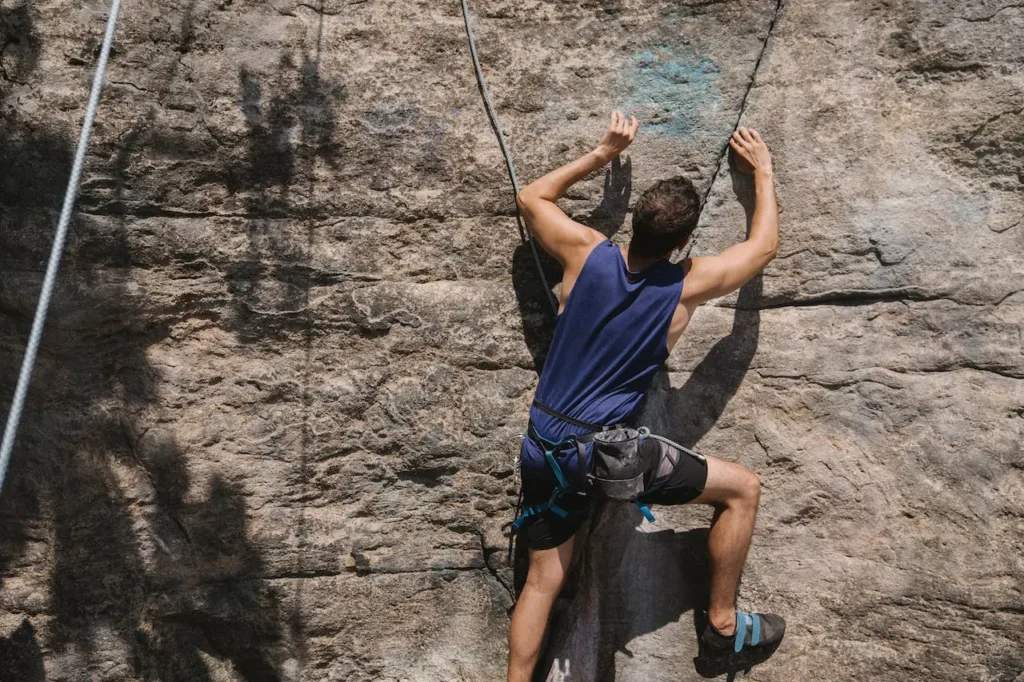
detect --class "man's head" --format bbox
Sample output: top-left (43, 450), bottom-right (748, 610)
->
top-left (630, 176), bottom-right (701, 257)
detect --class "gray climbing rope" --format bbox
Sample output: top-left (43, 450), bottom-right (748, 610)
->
top-left (459, 0), bottom-right (560, 316)
top-left (0, 0), bottom-right (124, 497)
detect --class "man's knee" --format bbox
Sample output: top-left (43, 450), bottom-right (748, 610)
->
top-left (737, 467), bottom-right (761, 507)
top-left (695, 457), bottom-right (762, 508)
top-left (718, 464), bottom-right (760, 509)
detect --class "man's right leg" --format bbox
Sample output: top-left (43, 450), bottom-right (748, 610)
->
top-left (685, 456), bottom-right (785, 670)
top-left (687, 456), bottom-right (762, 637)
top-left (641, 437), bottom-right (785, 662)
top-left (507, 536), bottom-right (575, 682)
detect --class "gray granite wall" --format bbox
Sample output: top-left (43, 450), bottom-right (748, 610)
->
top-left (0, 1), bottom-right (1021, 680)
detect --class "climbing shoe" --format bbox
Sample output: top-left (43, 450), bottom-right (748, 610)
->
top-left (694, 609), bottom-right (786, 678)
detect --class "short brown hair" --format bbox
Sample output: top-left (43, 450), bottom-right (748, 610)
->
top-left (630, 176), bottom-right (701, 257)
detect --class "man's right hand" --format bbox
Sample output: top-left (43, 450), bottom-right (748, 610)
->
top-left (729, 127), bottom-right (773, 176)
top-left (677, 126), bottom-right (779, 311)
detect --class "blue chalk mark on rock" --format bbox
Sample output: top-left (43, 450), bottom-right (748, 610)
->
top-left (622, 48), bottom-right (721, 138)
top-left (636, 50), bottom-right (658, 68)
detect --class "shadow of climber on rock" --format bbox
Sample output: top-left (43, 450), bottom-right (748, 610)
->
top-left (642, 162), bottom-right (764, 450)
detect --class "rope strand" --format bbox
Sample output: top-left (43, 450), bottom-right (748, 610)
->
top-left (459, 0), bottom-right (560, 316)
top-left (0, 0), bottom-right (124, 497)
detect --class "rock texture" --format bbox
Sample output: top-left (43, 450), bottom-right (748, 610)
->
top-left (0, 1), bottom-right (1022, 681)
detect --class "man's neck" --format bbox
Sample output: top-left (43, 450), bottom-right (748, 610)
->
top-left (620, 244), bottom-right (664, 273)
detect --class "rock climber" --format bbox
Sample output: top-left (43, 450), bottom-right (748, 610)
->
top-left (508, 112), bottom-right (784, 680)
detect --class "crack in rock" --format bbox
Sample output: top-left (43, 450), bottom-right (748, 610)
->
top-left (697, 0), bottom-right (785, 216)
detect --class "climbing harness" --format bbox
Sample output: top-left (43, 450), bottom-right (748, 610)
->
top-left (507, 400), bottom-right (615, 530)
top-left (507, 419), bottom-right (589, 532)
top-left (459, 0), bottom-right (560, 317)
top-left (0, 0), bottom-right (124, 497)
top-left (513, 401), bottom-right (709, 530)
top-left (509, 399), bottom-right (709, 529)
top-left (509, 426), bottom-right (590, 532)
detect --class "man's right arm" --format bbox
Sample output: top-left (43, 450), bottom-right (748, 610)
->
top-left (682, 127), bottom-right (779, 305)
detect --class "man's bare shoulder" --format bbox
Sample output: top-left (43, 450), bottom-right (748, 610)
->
top-left (678, 255), bottom-right (728, 308)
top-left (563, 226), bottom-right (608, 270)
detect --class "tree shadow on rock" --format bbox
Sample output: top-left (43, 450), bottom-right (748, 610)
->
top-left (80, 0), bottom-right (199, 219)
top-left (22, 272), bottom-right (289, 681)
top-left (0, 3), bottom-right (69, 211)
top-left (0, 229), bottom-right (289, 678)
top-left (226, 44), bottom-right (345, 345)
top-left (134, 475), bottom-right (287, 682)
top-left (0, 618), bottom-right (45, 682)
top-left (0, 0), bottom-right (67, 592)
top-left (0, 2), bottom-right (41, 91)
top-left (0, 6), bottom-right (293, 678)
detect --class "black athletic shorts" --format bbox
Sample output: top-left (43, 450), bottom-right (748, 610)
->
top-left (519, 431), bottom-right (709, 551)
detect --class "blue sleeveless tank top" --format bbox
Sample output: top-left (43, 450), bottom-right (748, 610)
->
top-left (521, 240), bottom-right (684, 480)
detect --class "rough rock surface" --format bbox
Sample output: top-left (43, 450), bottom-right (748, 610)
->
top-left (0, 0), bottom-right (1022, 680)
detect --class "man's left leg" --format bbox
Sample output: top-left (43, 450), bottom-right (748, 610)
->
top-left (507, 537), bottom-right (575, 682)
top-left (687, 456), bottom-right (767, 636)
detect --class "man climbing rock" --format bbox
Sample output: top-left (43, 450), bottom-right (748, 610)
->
top-left (508, 112), bottom-right (784, 680)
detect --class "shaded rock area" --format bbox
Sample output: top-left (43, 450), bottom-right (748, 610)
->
top-left (0, 0), bottom-right (1021, 680)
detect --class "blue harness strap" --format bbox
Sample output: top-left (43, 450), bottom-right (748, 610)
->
top-left (544, 448), bottom-right (568, 489)
top-left (511, 428), bottom-right (586, 531)
top-left (510, 484), bottom-right (569, 531)
top-left (635, 501), bottom-right (655, 523)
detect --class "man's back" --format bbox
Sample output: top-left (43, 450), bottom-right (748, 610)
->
top-left (531, 239), bottom-right (683, 443)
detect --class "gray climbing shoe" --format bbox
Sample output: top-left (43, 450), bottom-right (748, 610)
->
top-left (695, 609), bottom-right (786, 678)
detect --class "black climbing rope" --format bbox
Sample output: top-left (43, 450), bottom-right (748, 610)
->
top-left (459, 0), bottom-right (561, 317)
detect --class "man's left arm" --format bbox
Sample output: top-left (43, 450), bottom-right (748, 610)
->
top-left (516, 111), bottom-right (639, 267)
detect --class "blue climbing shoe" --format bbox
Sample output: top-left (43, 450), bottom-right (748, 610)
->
top-left (694, 609), bottom-right (786, 678)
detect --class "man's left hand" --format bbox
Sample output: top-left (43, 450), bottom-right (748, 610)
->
top-left (594, 111), bottom-right (639, 164)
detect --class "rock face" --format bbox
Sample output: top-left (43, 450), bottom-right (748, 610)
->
top-left (0, 0), bottom-right (1021, 680)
